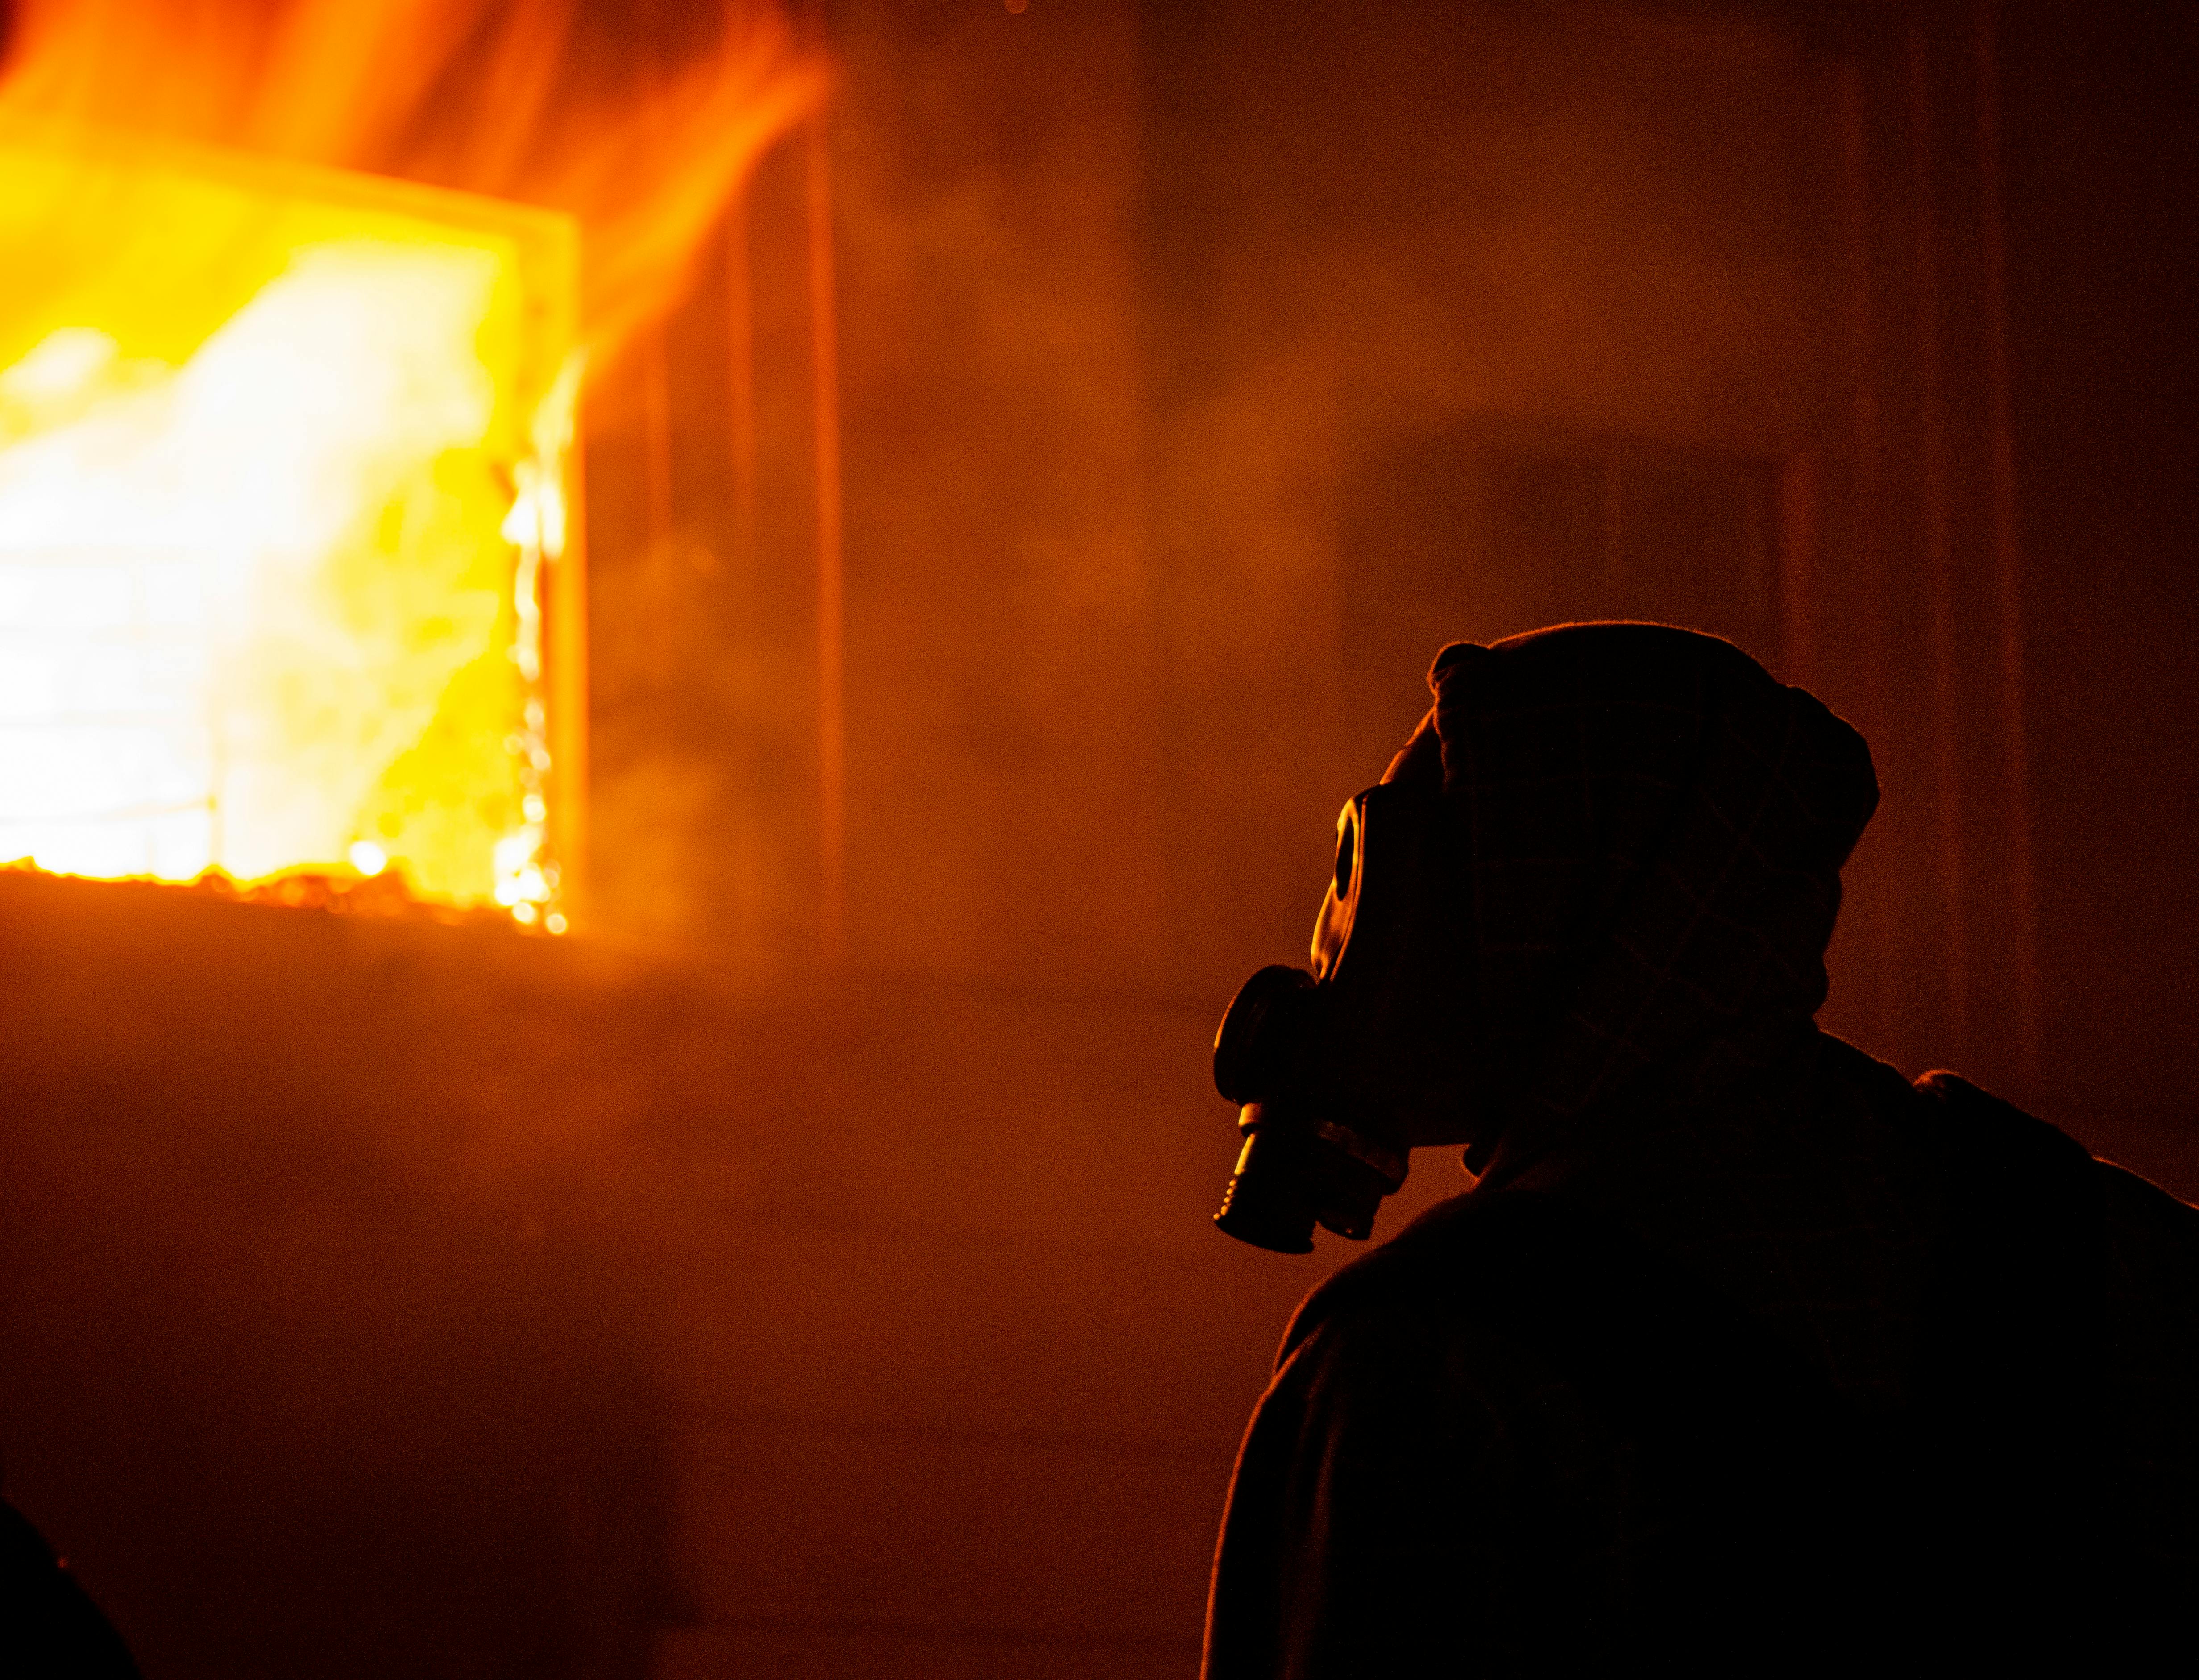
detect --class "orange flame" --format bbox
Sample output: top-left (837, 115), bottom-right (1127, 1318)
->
top-left (0, 0), bottom-right (826, 360)
top-left (0, 1), bottom-right (822, 918)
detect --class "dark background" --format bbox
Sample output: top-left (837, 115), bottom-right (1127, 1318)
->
top-left (4, 1), bottom-right (2196, 1674)
top-left (2000, 1), bottom-right (2199, 1167)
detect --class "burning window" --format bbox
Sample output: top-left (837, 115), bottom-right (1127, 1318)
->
top-left (0, 131), bottom-right (581, 926)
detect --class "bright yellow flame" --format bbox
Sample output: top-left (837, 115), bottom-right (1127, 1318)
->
top-left (0, 136), bottom-right (577, 913)
top-left (0, 0), bottom-right (824, 369)
top-left (0, 1), bottom-right (818, 925)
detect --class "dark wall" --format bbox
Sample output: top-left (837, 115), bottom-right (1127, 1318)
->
top-left (2000, 0), bottom-right (2199, 1179)
top-left (1137, 0), bottom-right (1838, 1018)
top-left (830, 0), bottom-right (1168, 993)
top-left (0, 870), bottom-right (1371, 1677)
top-left (578, 0), bottom-right (2199, 1209)
top-left (1126, 0), bottom-right (2199, 1195)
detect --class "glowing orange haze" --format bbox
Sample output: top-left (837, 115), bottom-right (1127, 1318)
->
top-left (0, 0), bottom-right (822, 921)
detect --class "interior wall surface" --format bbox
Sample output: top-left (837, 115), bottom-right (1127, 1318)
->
top-left (829, 0), bottom-right (1167, 994)
top-left (1996, 0), bottom-right (2199, 1188)
top-left (1132, 0), bottom-right (2199, 1200)
top-left (0, 873), bottom-right (1395, 1678)
top-left (1137, 0), bottom-right (1841, 1012)
top-left (569, 0), bottom-right (2199, 1203)
top-left (581, 133), bottom-right (832, 967)
top-left (581, 0), bottom-right (1170, 996)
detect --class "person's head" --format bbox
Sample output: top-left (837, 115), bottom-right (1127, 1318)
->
top-left (1212, 622), bottom-right (1880, 1251)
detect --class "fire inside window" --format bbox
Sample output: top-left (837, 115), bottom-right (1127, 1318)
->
top-left (0, 131), bottom-right (582, 928)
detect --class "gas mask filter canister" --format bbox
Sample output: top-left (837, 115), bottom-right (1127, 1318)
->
top-left (1209, 778), bottom-right (1453, 1253)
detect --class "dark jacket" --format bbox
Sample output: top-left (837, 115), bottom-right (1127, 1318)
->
top-left (1, 1498), bottom-right (141, 1678)
top-left (1203, 626), bottom-right (2199, 1676)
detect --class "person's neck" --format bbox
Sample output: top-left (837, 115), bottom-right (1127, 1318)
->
top-left (1477, 1021), bottom-right (1827, 1201)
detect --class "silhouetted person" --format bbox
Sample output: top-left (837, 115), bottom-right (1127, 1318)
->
top-left (1, 1496), bottom-right (140, 1677)
top-left (1203, 624), bottom-right (2199, 1676)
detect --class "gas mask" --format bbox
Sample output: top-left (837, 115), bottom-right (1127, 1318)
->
top-left (1209, 774), bottom-right (1465, 1253)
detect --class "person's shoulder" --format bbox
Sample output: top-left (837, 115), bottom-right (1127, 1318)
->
top-left (1914, 1065), bottom-right (2097, 1165)
top-left (1809, 1031), bottom-right (1931, 1118)
top-left (1276, 1191), bottom-right (1587, 1368)
top-left (1902, 1056), bottom-right (2199, 1242)
top-left (2096, 1157), bottom-right (2199, 1231)
top-left (2096, 1157), bottom-right (2199, 1294)
top-left (1279, 1193), bottom-right (1480, 1353)
top-left (2091, 1159), bottom-right (2199, 1559)
top-left (1266, 1194), bottom-right (1600, 1450)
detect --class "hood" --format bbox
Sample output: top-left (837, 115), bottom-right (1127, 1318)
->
top-left (1423, 623), bottom-right (1878, 1181)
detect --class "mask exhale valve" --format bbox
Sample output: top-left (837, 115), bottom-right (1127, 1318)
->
top-left (1212, 966), bottom-right (1325, 1252)
top-left (1210, 973), bottom-right (1407, 1253)
top-left (1209, 780), bottom-right (1449, 1253)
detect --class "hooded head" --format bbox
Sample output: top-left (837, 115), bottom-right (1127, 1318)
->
top-left (1381, 623), bottom-right (1879, 1183)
